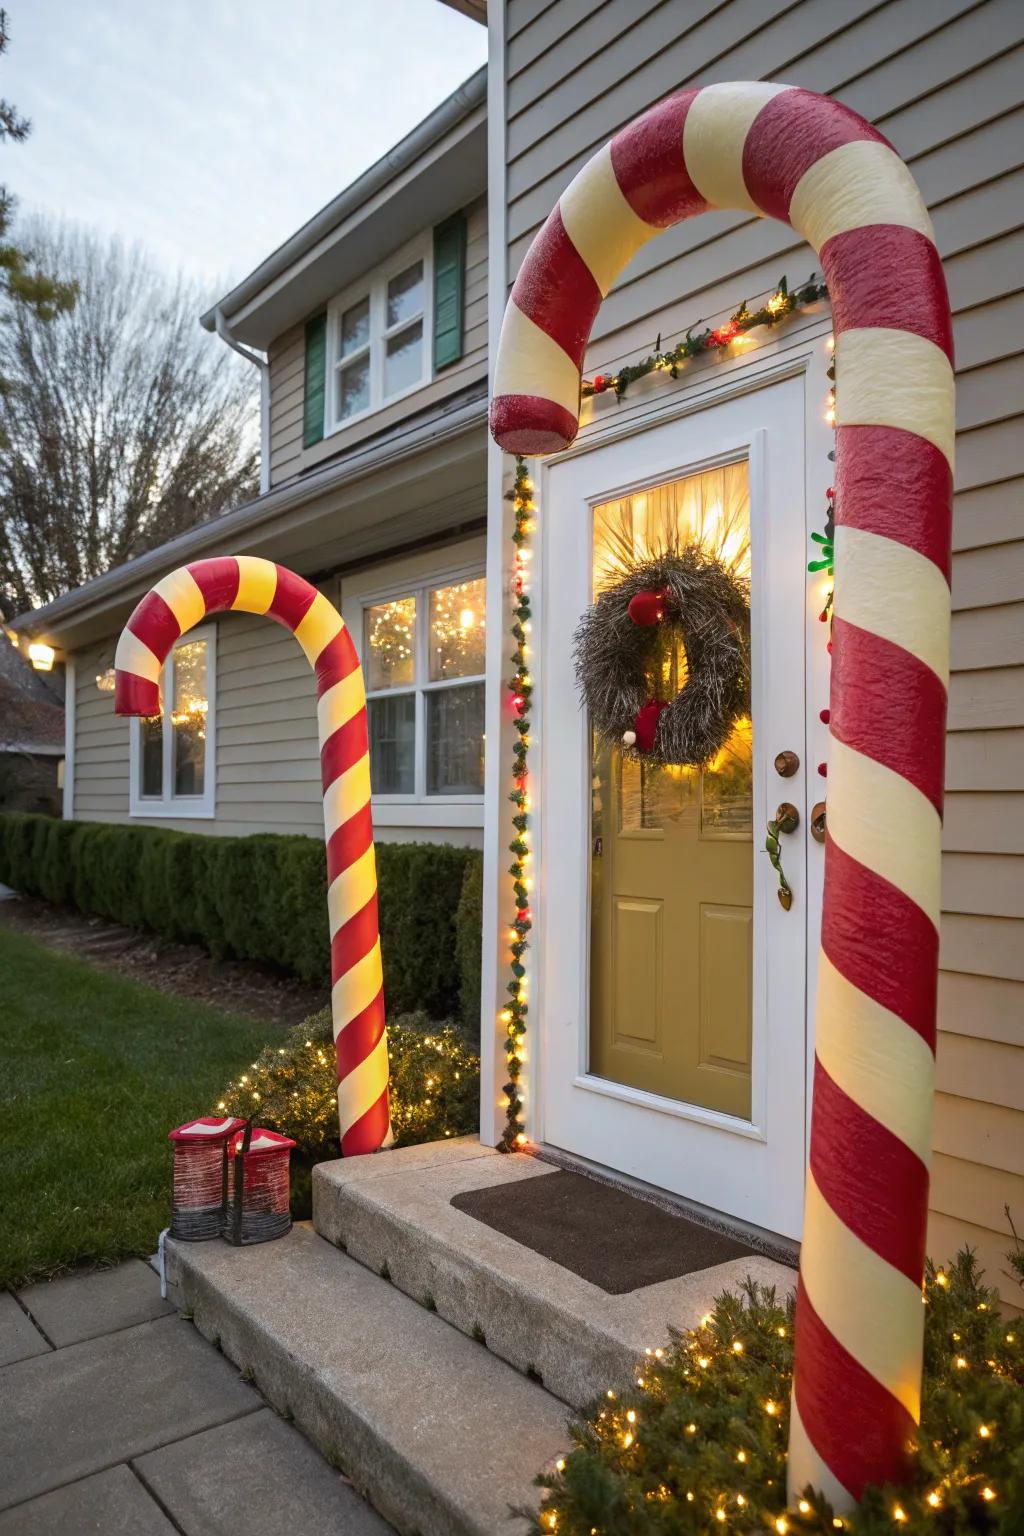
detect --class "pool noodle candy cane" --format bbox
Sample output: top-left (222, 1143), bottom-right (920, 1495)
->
top-left (115, 558), bottom-right (392, 1157)
top-left (490, 84), bottom-right (952, 1512)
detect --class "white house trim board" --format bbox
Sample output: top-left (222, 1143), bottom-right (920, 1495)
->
top-left (62, 658), bottom-right (75, 820)
top-left (479, 0), bottom-right (510, 1144)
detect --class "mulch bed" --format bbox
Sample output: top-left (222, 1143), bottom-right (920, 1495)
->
top-left (0, 892), bottom-right (328, 1029)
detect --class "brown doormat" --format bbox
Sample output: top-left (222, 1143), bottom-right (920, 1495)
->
top-left (450, 1169), bottom-right (757, 1295)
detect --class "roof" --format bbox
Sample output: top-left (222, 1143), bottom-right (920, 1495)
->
top-left (203, 66), bottom-right (487, 350)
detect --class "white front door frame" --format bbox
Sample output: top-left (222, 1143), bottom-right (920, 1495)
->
top-left (478, 321), bottom-right (835, 1216)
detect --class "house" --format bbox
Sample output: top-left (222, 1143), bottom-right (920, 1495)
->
top-left (18, 66), bottom-right (489, 849)
top-left (0, 636), bottom-right (64, 816)
top-left (9, 5), bottom-right (1024, 1519)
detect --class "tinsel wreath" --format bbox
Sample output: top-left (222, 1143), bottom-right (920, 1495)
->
top-left (573, 545), bottom-right (750, 767)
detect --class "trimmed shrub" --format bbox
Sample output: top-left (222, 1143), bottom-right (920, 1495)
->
top-left (0, 812), bottom-right (483, 1022)
top-left (455, 852), bottom-right (483, 1040)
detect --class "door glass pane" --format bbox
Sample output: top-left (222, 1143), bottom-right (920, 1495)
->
top-left (171, 639), bottom-right (208, 797)
top-left (386, 261), bottom-right (423, 328)
top-left (589, 461), bottom-right (754, 1119)
top-left (364, 596), bottom-right (416, 690)
top-left (383, 321), bottom-right (423, 398)
top-left (140, 716), bottom-right (162, 797)
top-left (341, 297), bottom-right (370, 357)
top-left (339, 354), bottom-right (370, 420)
top-left (368, 693), bottom-right (415, 794)
top-left (426, 683), bottom-right (485, 795)
top-left (428, 577), bottom-right (486, 681)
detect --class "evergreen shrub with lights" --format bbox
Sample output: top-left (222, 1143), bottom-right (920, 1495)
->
top-left (217, 1007), bottom-right (480, 1214)
top-left (528, 1254), bottom-right (1023, 1535)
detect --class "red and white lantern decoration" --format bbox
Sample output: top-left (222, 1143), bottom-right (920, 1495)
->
top-left (168, 1115), bottom-right (245, 1241)
top-left (223, 1126), bottom-right (296, 1246)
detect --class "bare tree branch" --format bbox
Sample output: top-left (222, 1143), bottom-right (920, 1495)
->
top-left (0, 221), bottom-right (259, 618)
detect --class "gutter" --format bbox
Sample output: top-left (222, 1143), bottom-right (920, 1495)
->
top-left (10, 387), bottom-right (488, 639)
top-left (201, 65), bottom-right (487, 332)
top-left (214, 308), bottom-right (271, 495)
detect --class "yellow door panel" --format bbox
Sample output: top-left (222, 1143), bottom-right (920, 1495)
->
top-left (590, 462), bottom-right (754, 1119)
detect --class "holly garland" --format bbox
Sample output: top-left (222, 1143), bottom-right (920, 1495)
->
top-left (498, 456), bottom-right (534, 1152)
top-left (582, 274), bottom-right (828, 402)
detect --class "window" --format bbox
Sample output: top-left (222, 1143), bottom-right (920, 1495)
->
top-left (129, 627), bottom-right (216, 817)
top-left (363, 574), bottom-right (485, 800)
top-left (330, 237), bottom-right (432, 430)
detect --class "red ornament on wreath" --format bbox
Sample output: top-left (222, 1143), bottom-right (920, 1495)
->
top-left (626, 587), bottom-right (668, 627)
top-left (622, 698), bottom-right (668, 754)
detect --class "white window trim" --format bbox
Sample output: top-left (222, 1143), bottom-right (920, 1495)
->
top-left (129, 624), bottom-right (217, 819)
top-left (359, 562), bottom-right (485, 810)
top-left (325, 233), bottom-right (434, 436)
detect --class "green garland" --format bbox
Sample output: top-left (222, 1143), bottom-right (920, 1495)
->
top-left (498, 456), bottom-right (534, 1151)
top-left (582, 275), bottom-right (828, 402)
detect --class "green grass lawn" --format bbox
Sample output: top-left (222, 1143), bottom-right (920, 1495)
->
top-left (0, 925), bottom-right (272, 1289)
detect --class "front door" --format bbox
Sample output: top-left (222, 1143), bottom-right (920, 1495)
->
top-left (538, 377), bottom-right (809, 1240)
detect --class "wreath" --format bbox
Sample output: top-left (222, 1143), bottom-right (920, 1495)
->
top-left (573, 545), bottom-right (750, 767)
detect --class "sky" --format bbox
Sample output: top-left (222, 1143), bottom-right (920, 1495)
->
top-left (6, 0), bottom-right (488, 306)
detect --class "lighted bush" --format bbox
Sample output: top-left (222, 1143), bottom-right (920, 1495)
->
top-left (217, 1007), bottom-right (480, 1158)
top-left (529, 1252), bottom-right (1023, 1534)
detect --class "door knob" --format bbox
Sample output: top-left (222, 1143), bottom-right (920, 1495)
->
top-left (810, 801), bottom-right (826, 843)
top-left (774, 750), bottom-right (800, 777)
top-left (774, 801), bottom-right (800, 834)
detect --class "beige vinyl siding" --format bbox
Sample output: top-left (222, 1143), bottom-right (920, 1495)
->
top-left (267, 193), bottom-right (488, 488)
top-left (505, 0), bottom-right (1024, 1304)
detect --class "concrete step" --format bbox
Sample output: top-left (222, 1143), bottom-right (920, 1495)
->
top-left (165, 1222), bottom-right (568, 1536)
top-left (313, 1139), bottom-right (796, 1411)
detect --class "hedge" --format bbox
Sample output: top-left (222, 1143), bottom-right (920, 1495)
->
top-left (0, 812), bottom-right (481, 1023)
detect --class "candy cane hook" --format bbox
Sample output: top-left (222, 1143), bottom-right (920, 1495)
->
top-left (491, 83), bottom-right (952, 1512)
top-left (114, 556), bottom-right (392, 1157)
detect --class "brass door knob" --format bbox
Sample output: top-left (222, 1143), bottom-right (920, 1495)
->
top-left (775, 801), bottom-right (800, 834)
top-left (774, 750), bottom-right (800, 777)
top-left (810, 802), bottom-right (826, 843)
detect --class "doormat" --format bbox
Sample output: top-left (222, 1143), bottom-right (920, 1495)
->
top-left (450, 1169), bottom-right (758, 1295)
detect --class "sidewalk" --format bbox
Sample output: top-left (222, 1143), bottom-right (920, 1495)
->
top-left (0, 1260), bottom-right (393, 1534)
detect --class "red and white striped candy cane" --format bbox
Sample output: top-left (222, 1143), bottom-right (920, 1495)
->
top-left (115, 556), bottom-right (392, 1157)
top-left (490, 83), bottom-right (952, 1511)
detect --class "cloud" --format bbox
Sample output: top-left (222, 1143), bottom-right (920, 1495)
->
top-left (7, 0), bottom-right (487, 300)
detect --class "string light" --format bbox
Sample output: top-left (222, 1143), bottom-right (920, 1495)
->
top-left (498, 458), bottom-right (534, 1150)
top-left (581, 275), bottom-right (827, 402)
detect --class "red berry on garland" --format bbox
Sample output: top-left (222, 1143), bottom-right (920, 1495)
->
top-left (627, 588), bottom-right (667, 627)
top-left (626, 698), bottom-right (668, 754)
top-left (592, 373), bottom-right (609, 393)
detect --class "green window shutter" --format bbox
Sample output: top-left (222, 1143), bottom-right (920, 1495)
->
top-left (432, 212), bottom-right (466, 371)
top-left (303, 312), bottom-right (327, 447)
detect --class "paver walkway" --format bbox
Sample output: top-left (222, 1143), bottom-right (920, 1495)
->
top-left (0, 1259), bottom-right (393, 1534)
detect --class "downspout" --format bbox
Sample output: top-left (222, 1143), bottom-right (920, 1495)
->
top-left (214, 308), bottom-right (271, 496)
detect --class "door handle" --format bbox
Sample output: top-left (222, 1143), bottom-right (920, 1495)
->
top-left (765, 804), bottom-right (799, 910)
top-left (774, 801), bottom-right (800, 834)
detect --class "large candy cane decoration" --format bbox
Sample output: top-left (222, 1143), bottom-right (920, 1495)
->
top-left (115, 557), bottom-right (392, 1157)
top-left (490, 84), bottom-right (952, 1511)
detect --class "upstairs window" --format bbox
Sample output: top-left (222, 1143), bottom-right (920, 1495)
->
top-left (129, 626), bottom-right (216, 818)
top-left (330, 238), bottom-right (432, 429)
top-left (362, 573), bottom-right (485, 800)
